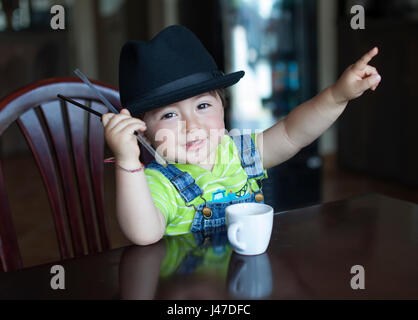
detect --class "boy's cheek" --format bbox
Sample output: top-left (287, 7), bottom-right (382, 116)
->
top-left (154, 138), bottom-right (179, 161)
top-left (209, 125), bottom-right (226, 140)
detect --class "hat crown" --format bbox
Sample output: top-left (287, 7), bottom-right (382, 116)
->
top-left (119, 25), bottom-right (218, 105)
top-left (119, 24), bottom-right (244, 116)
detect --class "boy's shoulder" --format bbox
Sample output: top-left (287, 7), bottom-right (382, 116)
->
top-left (228, 131), bottom-right (261, 152)
top-left (220, 132), bottom-right (258, 152)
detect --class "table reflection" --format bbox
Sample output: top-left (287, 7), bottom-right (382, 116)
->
top-left (1, 194), bottom-right (416, 300)
top-left (227, 253), bottom-right (272, 299)
top-left (119, 229), bottom-right (273, 300)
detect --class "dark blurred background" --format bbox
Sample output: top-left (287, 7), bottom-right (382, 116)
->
top-left (0, 0), bottom-right (417, 267)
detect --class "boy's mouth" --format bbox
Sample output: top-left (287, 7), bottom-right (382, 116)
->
top-left (185, 139), bottom-right (205, 151)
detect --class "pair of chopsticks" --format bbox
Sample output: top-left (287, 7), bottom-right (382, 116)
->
top-left (57, 69), bottom-right (167, 166)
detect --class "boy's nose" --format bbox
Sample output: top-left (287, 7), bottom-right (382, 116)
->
top-left (183, 115), bottom-right (200, 132)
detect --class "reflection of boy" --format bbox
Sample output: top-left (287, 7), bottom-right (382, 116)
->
top-left (160, 232), bottom-right (232, 280)
top-left (103, 25), bottom-right (381, 245)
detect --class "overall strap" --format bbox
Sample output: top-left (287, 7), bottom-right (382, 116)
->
top-left (146, 161), bottom-right (203, 204)
top-left (230, 133), bottom-right (265, 180)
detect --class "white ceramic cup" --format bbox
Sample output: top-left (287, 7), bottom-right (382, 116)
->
top-left (226, 203), bottom-right (274, 255)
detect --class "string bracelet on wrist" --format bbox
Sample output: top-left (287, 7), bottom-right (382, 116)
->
top-left (104, 157), bottom-right (144, 173)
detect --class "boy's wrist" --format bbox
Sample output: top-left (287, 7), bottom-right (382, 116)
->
top-left (115, 158), bottom-right (143, 170)
top-left (328, 85), bottom-right (348, 108)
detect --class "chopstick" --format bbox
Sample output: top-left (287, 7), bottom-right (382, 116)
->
top-left (57, 94), bottom-right (103, 118)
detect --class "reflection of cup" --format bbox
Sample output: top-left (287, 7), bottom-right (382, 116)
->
top-left (226, 203), bottom-right (273, 255)
top-left (227, 253), bottom-right (273, 299)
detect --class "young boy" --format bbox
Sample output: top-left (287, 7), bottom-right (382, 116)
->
top-left (103, 25), bottom-right (381, 245)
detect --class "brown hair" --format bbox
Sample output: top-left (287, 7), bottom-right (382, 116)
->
top-left (209, 88), bottom-right (226, 108)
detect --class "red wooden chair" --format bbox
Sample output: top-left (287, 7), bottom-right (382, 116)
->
top-left (0, 77), bottom-right (122, 272)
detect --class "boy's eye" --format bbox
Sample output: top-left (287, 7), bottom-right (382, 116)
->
top-left (197, 103), bottom-right (210, 110)
top-left (161, 112), bottom-right (176, 119)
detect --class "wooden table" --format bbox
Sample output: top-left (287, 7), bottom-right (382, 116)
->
top-left (1, 193), bottom-right (417, 300)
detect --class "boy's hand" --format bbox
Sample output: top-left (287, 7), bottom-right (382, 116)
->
top-left (102, 109), bottom-right (147, 166)
top-left (331, 47), bottom-right (382, 106)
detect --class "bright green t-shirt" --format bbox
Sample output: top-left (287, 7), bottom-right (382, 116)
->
top-left (145, 134), bottom-right (267, 235)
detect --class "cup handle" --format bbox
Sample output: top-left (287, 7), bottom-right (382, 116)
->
top-left (228, 222), bottom-right (246, 251)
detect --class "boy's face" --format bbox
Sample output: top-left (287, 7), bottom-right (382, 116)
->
top-left (143, 91), bottom-right (225, 167)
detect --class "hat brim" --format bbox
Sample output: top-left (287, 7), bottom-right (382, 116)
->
top-left (126, 71), bottom-right (244, 116)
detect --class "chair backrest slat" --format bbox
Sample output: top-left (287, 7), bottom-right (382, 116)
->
top-left (89, 102), bottom-right (110, 251)
top-left (40, 101), bottom-right (85, 256)
top-left (66, 100), bottom-right (99, 253)
top-left (0, 162), bottom-right (23, 272)
top-left (17, 109), bottom-right (71, 259)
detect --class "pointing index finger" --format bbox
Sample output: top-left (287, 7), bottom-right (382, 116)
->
top-left (355, 47), bottom-right (378, 70)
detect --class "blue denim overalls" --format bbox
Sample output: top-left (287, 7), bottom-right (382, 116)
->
top-left (147, 134), bottom-right (265, 239)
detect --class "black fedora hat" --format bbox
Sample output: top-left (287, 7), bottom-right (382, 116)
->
top-left (119, 24), bottom-right (245, 117)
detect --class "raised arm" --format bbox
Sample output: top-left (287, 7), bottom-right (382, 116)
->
top-left (103, 109), bottom-right (166, 245)
top-left (259, 47), bottom-right (381, 169)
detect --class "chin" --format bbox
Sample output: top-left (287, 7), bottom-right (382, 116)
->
top-left (186, 154), bottom-right (209, 165)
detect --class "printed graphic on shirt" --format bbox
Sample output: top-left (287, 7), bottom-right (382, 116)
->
top-left (210, 181), bottom-right (252, 204)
